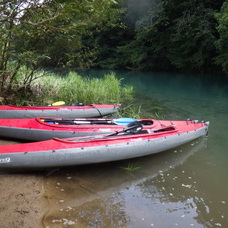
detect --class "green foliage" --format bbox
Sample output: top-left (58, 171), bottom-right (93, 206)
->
top-left (167, 5), bottom-right (218, 73)
top-left (0, 0), bottom-right (119, 94)
top-left (29, 0), bottom-right (122, 69)
top-left (113, 0), bottom-right (224, 73)
top-left (86, 0), bottom-right (226, 74)
top-left (2, 67), bottom-right (136, 109)
top-left (118, 103), bottom-right (142, 119)
top-left (120, 162), bottom-right (141, 175)
top-left (91, 25), bottom-right (135, 69)
top-left (1, 0), bottom-right (228, 92)
top-left (30, 71), bottom-right (134, 105)
top-left (215, 0), bottom-right (228, 74)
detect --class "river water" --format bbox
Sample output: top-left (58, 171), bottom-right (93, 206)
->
top-left (2, 71), bottom-right (228, 227)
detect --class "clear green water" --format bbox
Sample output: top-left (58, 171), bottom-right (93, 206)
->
top-left (41, 71), bottom-right (228, 227)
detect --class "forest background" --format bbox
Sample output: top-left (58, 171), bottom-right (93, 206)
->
top-left (1, 0), bottom-right (228, 100)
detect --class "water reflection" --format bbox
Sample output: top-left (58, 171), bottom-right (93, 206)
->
top-left (138, 163), bottom-right (227, 227)
top-left (42, 138), bottom-right (212, 227)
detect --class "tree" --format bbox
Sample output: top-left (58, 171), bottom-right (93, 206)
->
top-left (0, 0), bottom-right (118, 94)
top-left (167, 3), bottom-right (219, 73)
top-left (111, 0), bottom-right (173, 71)
top-left (215, 0), bottom-right (228, 74)
top-left (99, 0), bottom-right (224, 73)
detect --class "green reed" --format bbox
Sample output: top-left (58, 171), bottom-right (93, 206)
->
top-left (35, 71), bottom-right (134, 106)
top-left (2, 66), bottom-right (142, 118)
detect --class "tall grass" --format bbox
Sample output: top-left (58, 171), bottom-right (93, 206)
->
top-left (34, 71), bottom-right (134, 106)
top-left (2, 66), bottom-right (142, 117)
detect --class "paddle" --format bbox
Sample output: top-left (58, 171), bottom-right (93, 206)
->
top-left (113, 117), bottom-right (136, 125)
top-left (72, 117), bottom-right (137, 125)
top-left (51, 101), bottom-right (85, 106)
top-left (51, 101), bottom-right (66, 106)
top-left (43, 117), bottom-right (137, 125)
top-left (68, 121), bottom-right (144, 142)
top-left (107, 121), bottom-right (143, 137)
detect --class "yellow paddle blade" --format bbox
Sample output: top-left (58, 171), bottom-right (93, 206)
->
top-left (52, 101), bottom-right (66, 106)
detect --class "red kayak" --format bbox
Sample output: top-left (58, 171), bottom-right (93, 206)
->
top-left (0, 117), bottom-right (201, 141)
top-left (0, 120), bottom-right (209, 171)
top-left (0, 103), bottom-right (121, 119)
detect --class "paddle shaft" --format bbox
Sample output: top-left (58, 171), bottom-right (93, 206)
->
top-left (44, 119), bottom-right (113, 125)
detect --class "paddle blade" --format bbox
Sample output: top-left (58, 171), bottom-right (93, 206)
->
top-left (52, 101), bottom-right (66, 106)
top-left (113, 118), bottom-right (137, 125)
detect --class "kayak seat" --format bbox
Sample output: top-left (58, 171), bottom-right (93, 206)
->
top-left (139, 120), bottom-right (153, 125)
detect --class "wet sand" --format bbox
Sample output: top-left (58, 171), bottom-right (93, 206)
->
top-left (0, 140), bottom-right (47, 228)
top-left (0, 173), bottom-right (46, 228)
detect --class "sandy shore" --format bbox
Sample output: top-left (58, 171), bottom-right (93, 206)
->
top-left (0, 173), bottom-right (46, 228)
top-left (0, 139), bottom-right (47, 228)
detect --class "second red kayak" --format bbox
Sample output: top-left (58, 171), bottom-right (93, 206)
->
top-left (0, 117), bottom-right (203, 141)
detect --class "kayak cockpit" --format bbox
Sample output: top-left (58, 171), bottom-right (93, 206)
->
top-left (53, 123), bottom-right (177, 143)
top-left (38, 117), bottom-right (154, 126)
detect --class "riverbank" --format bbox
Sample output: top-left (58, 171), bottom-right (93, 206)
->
top-left (0, 139), bottom-right (46, 228)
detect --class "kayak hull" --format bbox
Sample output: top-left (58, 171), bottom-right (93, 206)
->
top-left (0, 118), bottom-right (155, 141)
top-left (0, 104), bottom-right (120, 119)
top-left (0, 121), bottom-right (209, 171)
top-left (0, 126), bottom-right (104, 141)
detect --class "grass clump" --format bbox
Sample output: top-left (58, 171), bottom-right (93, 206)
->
top-left (36, 71), bottom-right (134, 105)
top-left (120, 162), bottom-right (141, 176)
top-left (1, 66), bottom-right (143, 118)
